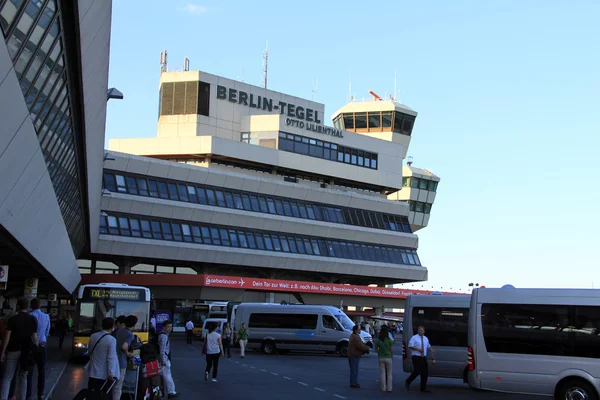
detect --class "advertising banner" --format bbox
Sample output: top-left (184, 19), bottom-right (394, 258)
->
top-left (155, 312), bottom-right (171, 332)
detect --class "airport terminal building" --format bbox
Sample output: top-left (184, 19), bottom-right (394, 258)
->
top-left (94, 67), bottom-right (440, 292)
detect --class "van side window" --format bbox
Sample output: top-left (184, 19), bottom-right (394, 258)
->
top-left (323, 315), bottom-right (340, 330)
top-left (412, 307), bottom-right (468, 347)
top-left (481, 303), bottom-right (600, 359)
top-left (249, 313), bottom-right (317, 330)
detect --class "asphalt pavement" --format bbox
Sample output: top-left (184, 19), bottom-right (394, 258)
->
top-left (52, 337), bottom-right (546, 400)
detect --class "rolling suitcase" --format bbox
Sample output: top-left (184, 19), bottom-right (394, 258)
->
top-left (72, 379), bottom-right (116, 400)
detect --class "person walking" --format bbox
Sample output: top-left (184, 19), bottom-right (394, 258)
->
top-left (185, 319), bottom-right (194, 345)
top-left (86, 317), bottom-right (119, 391)
top-left (204, 323), bottom-right (224, 383)
top-left (26, 298), bottom-right (50, 400)
top-left (158, 320), bottom-right (179, 398)
top-left (347, 324), bottom-right (370, 389)
top-left (221, 322), bottom-right (232, 358)
top-left (405, 325), bottom-right (435, 392)
top-left (0, 297), bottom-right (38, 400)
top-left (236, 323), bottom-right (248, 359)
top-left (374, 325), bottom-right (393, 392)
top-left (56, 313), bottom-right (69, 350)
top-left (112, 315), bottom-right (137, 400)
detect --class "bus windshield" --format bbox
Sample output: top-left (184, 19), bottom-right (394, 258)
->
top-left (76, 299), bottom-right (149, 335)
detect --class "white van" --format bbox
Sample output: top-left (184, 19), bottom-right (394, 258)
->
top-left (234, 303), bottom-right (373, 356)
top-left (468, 287), bottom-right (600, 399)
top-left (402, 294), bottom-right (471, 382)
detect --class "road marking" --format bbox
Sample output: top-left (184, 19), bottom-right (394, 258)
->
top-left (298, 382), bottom-right (308, 386)
top-left (260, 369), bottom-right (268, 372)
top-left (333, 395), bottom-right (346, 399)
top-left (271, 372), bottom-right (279, 376)
top-left (242, 364), bottom-right (247, 366)
top-left (314, 387), bottom-right (325, 392)
top-left (249, 366), bottom-right (256, 369)
top-left (235, 361), bottom-right (240, 364)
top-left (283, 376), bottom-right (292, 380)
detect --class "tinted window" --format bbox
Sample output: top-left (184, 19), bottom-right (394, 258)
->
top-left (481, 303), bottom-right (572, 357)
top-left (412, 306), bottom-right (468, 347)
top-left (249, 313), bottom-right (318, 330)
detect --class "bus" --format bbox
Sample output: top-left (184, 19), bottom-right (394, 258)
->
top-left (468, 287), bottom-right (600, 399)
top-left (190, 304), bottom-right (210, 337)
top-left (402, 294), bottom-right (470, 382)
top-left (73, 283), bottom-right (151, 358)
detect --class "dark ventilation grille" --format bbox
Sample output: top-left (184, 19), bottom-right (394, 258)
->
top-left (161, 82), bottom-right (174, 115)
top-left (159, 81), bottom-right (209, 116)
top-left (185, 81), bottom-right (198, 114)
top-left (173, 82), bottom-right (186, 114)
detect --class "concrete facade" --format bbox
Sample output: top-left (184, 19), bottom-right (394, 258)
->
top-left (0, 0), bottom-right (112, 293)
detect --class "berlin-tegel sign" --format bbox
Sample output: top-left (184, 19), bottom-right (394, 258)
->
top-left (202, 275), bottom-right (464, 299)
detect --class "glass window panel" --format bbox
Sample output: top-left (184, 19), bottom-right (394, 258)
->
top-left (280, 237), bottom-right (290, 252)
top-left (337, 151), bottom-right (344, 162)
top-left (288, 237), bottom-right (297, 253)
top-left (303, 239), bottom-right (313, 255)
top-left (151, 221), bottom-right (162, 239)
top-left (224, 191), bottom-right (234, 208)
top-left (210, 228), bottom-right (221, 245)
top-left (382, 112), bottom-right (392, 128)
top-left (206, 189), bottom-right (217, 205)
top-left (107, 216), bottom-right (119, 234)
top-left (103, 173), bottom-right (116, 192)
top-left (177, 184), bottom-right (189, 202)
top-left (298, 204), bottom-right (308, 219)
top-left (306, 205), bottom-right (316, 220)
top-left (354, 113), bottom-right (367, 129)
top-left (310, 240), bottom-right (321, 255)
top-left (263, 235), bottom-right (273, 250)
top-left (309, 145), bottom-right (323, 158)
top-left (186, 185), bottom-right (197, 202)
top-left (115, 175), bottom-right (127, 193)
top-left (181, 224), bottom-right (192, 242)
top-left (215, 190), bottom-right (226, 207)
top-left (402, 117), bottom-right (414, 135)
top-left (279, 138), bottom-right (294, 152)
top-left (201, 226), bottom-right (211, 243)
top-left (147, 180), bottom-right (158, 197)
top-left (246, 232), bottom-right (256, 248)
top-left (233, 193), bottom-right (243, 209)
top-left (393, 112), bottom-right (403, 133)
top-left (241, 194), bottom-right (252, 210)
top-left (267, 198), bottom-right (277, 214)
top-left (197, 188), bottom-right (207, 204)
top-left (274, 199), bottom-right (284, 215)
top-left (429, 181), bottom-right (438, 192)
top-left (238, 231), bottom-right (248, 248)
top-left (294, 141), bottom-right (309, 155)
top-left (371, 157), bottom-right (377, 169)
top-left (99, 215), bottom-right (108, 234)
top-left (172, 224), bottom-right (183, 241)
top-left (255, 234), bottom-right (265, 250)
top-left (161, 222), bottom-right (173, 240)
top-left (343, 114), bottom-right (354, 129)
top-left (192, 225), bottom-right (202, 243)
top-left (290, 202), bottom-right (300, 217)
top-left (272, 236), bottom-right (282, 251)
top-left (167, 183), bottom-right (178, 200)
top-left (296, 238), bottom-right (306, 254)
top-left (0, 1), bottom-right (25, 33)
top-left (118, 217), bottom-right (130, 236)
top-left (126, 177), bottom-right (138, 194)
top-left (282, 201), bottom-right (293, 216)
top-left (419, 179), bottom-right (428, 190)
top-left (141, 220), bottom-right (152, 238)
top-left (228, 230), bottom-right (239, 247)
top-left (136, 179), bottom-right (148, 196)
top-left (258, 197), bottom-right (269, 213)
top-left (157, 182), bottom-right (169, 199)
top-left (368, 112), bottom-right (381, 128)
top-left (250, 195), bottom-right (260, 212)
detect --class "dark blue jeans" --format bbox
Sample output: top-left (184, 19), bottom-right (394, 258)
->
top-left (348, 357), bottom-right (360, 386)
top-left (26, 345), bottom-right (47, 399)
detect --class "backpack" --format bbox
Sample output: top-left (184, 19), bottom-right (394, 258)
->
top-left (140, 332), bottom-right (167, 364)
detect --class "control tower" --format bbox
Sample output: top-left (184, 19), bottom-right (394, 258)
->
top-left (331, 92), bottom-right (440, 232)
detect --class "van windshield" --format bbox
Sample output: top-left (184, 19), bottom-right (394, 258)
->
top-left (334, 312), bottom-right (355, 330)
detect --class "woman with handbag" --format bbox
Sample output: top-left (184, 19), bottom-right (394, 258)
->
top-left (204, 323), bottom-right (224, 383)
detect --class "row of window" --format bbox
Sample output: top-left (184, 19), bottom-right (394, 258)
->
top-left (482, 303), bottom-right (600, 359)
top-left (407, 201), bottom-right (433, 214)
top-left (99, 212), bottom-right (422, 266)
top-left (402, 176), bottom-right (439, 192)
top-left (332, 111), bottom-right (415, 136)
top-left (103, 171), bottom-right (412, 233)
top-left (277, 132), bottom-right (378, 170)
top-left (1, 0), bottom-right (86, 254)
top-left (412, 307), bottom-right (468, 347)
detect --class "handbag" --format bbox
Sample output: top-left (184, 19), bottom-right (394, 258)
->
top-left (141, 359), bottom-right (160, 378)
top-left (202, 339), bottom-right (207, 355)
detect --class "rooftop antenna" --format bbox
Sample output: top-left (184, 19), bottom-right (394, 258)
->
top-left (183, 57), bottom-right (190, 71)
top-left (160, 50), bottom-right (168, 73)
top-left (394, 69), bottom-right (397, 101)
top-left (262, 41), bottom-right (268, 89)
top-left (407, 156), bottom-right (414, 167)
top-left (311, 77), bottom-right (318, 101)
top-left (242, 68), bottom-right (245, 83)
top-left (348, 72), bottom-right (352, 102)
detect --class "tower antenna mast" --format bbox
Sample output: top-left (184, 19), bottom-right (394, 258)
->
top-left (312, 77), bottom-right (318, 101)
top-left (262, 41), bottom-right (269, 89)
top-left (394, 69), bottom-right (397, 101)
top-left (160, 50), bottom-right (168, 73)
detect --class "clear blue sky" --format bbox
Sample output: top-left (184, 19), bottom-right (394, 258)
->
top-left (105, 0), bottom-right (600, 291)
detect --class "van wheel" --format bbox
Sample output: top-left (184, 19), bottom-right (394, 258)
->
top-left (557, 379), bottom-right (598, 400)
top-left (338, 343), bottom-right (348, 357)
top-left (262, 340), bottom-right (276, 355)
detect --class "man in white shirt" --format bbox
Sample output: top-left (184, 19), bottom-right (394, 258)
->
top-left (185, 319), bottom-right (194, 344)
top-left (87, 317), bottom-right (120, 391)
top-left (405, 326), bottom-right (435, 393)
